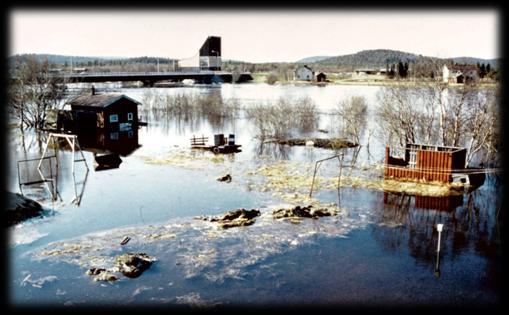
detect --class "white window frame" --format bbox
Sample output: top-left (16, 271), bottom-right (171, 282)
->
top-left (109, 114), bottom-right (119, 123)
top-left (127, 112), bottom-right (133, 121)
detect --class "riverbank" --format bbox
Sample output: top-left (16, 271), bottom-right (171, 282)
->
top-left (251, 72), bottom-right (499, 88)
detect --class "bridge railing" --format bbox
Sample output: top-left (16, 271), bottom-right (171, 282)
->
top-left (59, 70), bottom-right (234, 78)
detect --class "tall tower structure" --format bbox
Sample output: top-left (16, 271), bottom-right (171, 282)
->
top-left (199, 36), bottom-right (221, 71)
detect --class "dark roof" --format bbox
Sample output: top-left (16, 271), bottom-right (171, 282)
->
top-left (449, 64), bottom-right (478, 72)
top-left (68, 94), bottom-right (141, 108)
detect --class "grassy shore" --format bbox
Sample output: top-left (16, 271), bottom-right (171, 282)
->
top-left (252, 72), bottom-right (499, 88)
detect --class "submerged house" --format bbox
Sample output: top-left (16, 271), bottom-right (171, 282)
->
top-left (65, 94), bottom-right (141, 133)
top-left (44, 93), bottom-right (142, 154)
top-left (384, 143), bottom-right (468, 184)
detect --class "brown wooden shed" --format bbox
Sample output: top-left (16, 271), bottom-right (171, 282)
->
top-left (68, 94), bottom-right (141, 133)
top-left (384, 143), bottom-right (467, 183)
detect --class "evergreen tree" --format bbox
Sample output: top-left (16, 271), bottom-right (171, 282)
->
top-left (480, 63), bottom-right (487, 79)
top-left (388, 64), bottom-right (396, 79)
top-left (397, 62), bottom-right (403, 77)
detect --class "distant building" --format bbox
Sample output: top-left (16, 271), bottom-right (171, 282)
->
top-left (355, 68), bottom-right (377, 75)
top-left (354, 68), bottom-right (387, 76)
top-left (178, 36), bottom-right (222, 71)
top-left (443, 64), bottom-right (478, 84)
top-left (316, 72), bottom-right (327, 82)
top-left (72, 67), bottom-right (88, 73)
top-left (296, 65), bottom-right (314, 81)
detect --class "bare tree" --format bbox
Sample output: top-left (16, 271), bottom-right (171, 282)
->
top-left (335, 95), bottom-right (368, 145)
top-left (376, 79), bottom-right (501, 166)
top-left (9, 56), bottom-right (67, 130)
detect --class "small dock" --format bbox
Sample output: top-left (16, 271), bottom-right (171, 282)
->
top-left (191, 134), bottom-right (241, 154)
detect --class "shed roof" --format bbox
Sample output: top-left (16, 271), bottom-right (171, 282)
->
top-left (68, 94), bottom-right (141, 108)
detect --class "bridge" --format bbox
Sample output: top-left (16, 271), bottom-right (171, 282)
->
top-left (59, 70), bottom-right (253, 86)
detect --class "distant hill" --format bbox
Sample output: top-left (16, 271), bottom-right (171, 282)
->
top-left (315, 49), bottom-right (440, 68)
top-left (296, 56), bottom-right (334, 63)
top-left (8, 53), bottom-right (177, 67)
top-left (450, 56), bottom-right (500, 68)
top-left (9, 51), bottom-right (500, 70)
top-left (9, 53), bottom-right (116, 65)
top-left (301, 49), bottom-right (499, 69)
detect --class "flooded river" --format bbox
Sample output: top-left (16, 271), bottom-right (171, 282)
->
top-left (7, 82), bottom-right (503, 309)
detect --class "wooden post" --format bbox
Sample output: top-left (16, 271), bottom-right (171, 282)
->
top-left (384, 146), bottom-right (390, 178)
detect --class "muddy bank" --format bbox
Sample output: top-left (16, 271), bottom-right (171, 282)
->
top-left (86, 252), bottom-right (157, 282)
top-left (275, 138), bottom-right (357, 149)
top-left (6, 192), bottom-right (44, 226)
top-left (196, 208), bottom-right (261, 228)
top-left (273, 205), bottom-right (338, 219)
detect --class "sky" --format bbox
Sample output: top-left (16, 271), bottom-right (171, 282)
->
top-left (9, 9), bottom-right (500, 63)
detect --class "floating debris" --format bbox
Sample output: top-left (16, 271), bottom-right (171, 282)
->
top-left (114, 252), bottom-right (157, 278)
top-left (217, 174), bottom-right (232, 183)
top-left (120, 236), bottom-right (131, 246)
top-left (196, 208), bottom-right (261, 229)
top-left (276, 138), bottom-right (357, 149)
top-left (272, 205), bottom-right (339, 223)
top-left (86, 252), bottom-right (156, 282)
top-left (20, 274), bottom-right (58, 288)
top-left (92, 271), bottom-right (118, 282)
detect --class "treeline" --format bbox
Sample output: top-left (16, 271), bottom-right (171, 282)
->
top-left (8, 53), bottom-right (501, 81)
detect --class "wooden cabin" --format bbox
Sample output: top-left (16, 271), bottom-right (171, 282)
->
top-left (316, 72), bottom-right (327, 82)
top-left (384, 143), bottom-right (467, 183)
top-left (66, 94), bottom-right (141, 133)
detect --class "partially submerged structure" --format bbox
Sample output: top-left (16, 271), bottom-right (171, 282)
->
top-left (44, 93), bottom-right (142, 170)
top-left (384, 143), bottom-right (485, 186)
top-left (67, 94), bottom-right (141, 133)
top-left (191, 133), bottom-right (241, 154)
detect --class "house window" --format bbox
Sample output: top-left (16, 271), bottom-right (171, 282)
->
top-left (109, 114), bottom-right (119, 123)
top-left (110, 132), bottom-right (119, 140)
top-left (408, 150), bottom-right (417, 169)
top-left (127, 112), bottom-right (133, 121)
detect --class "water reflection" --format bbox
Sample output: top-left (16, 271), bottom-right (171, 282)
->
top-left (140, 88), bottom-right (239, 135)
top-left (375, 180), bottom-right (501, 282)
top-left (383, 192), bottom-right (464, 212)
top-left (253, 139), bottom-right (291, 160)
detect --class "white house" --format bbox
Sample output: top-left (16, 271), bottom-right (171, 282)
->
top-left (296, 65), bottom-right (314, 81)
top-left (442, 64), bottom-right (478, 84)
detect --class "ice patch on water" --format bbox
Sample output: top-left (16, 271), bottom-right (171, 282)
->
top-left (10, 224), bottom-right (49, 246)
top-left (174, 292), bottom-right (221, 308)
top-left (31, 204), bottom-right (374, 286)
top-left (20, 274), bottom-right (58, 288)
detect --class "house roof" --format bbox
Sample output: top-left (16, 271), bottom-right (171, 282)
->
top-left (68, 94), bottom-right (141, 108)
top-left (297, 65), bottom-right (313, 72)
top-left (448, 64), bottom-right (478, 72)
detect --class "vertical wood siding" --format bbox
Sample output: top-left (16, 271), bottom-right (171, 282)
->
top-left (385, 147), bottom-right (461, 183)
